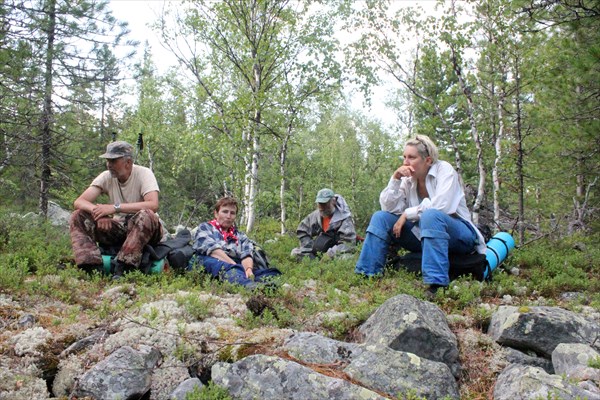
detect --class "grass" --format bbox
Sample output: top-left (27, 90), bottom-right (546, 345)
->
top-left (0, 210), bottom-right (599, 399)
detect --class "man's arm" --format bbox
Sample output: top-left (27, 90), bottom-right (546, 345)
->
top-left (73, 186), bottom-right (115, 231)
top-left (73, 186), bottom-right (102, 213)
top-left (74, 186), bottom-right (159, 229)
top-left (297, 212), bottom-right (318, 248)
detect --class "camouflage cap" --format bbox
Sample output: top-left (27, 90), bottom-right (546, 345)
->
top-left (315, 188), bottom-right (335, 203)
top-left (99, 141), bottom-right (133, 159)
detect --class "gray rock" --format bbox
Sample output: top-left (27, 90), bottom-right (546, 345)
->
top-left (552, 343), bottom-right (600, 383)
top-left (488, 305), bottom-right (600, 358)
top-left (345, 344), bottom-right (459, 399)
top-left (493, 363), bottom-right (600, 400)
top-left (358, 294), bottom-right (460, 377)
top-left (283, 332), bottom-right (364, 364)
top-left (70, 345), bottom-right (162, 400)
top-left (504, 347), bottom-right (554, 374)
top-left (211, 354), bottom-right (386, 400)
top-left (47, 201), bottom-right (71, 227)
top-left (170, 377), bottom-right (203, 400)
top-left (284, 332), bottom-right (458, 399)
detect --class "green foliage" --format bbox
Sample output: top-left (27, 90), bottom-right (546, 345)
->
top-left (0, 209), bottom-right (599, 400)
top-left (510, 235), bottom-right (600, 297)
top-left (0, 212), bottom-right (71, 277)
top-left (176, 293), bottom-right (217, 321)
top-left (589, 356), bottom-right (600, 369)
top-left (184, 382), bottom-right (233, 400)
top-left (0, 255), bottom-right (29, 289)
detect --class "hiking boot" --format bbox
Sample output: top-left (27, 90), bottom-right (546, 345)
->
top-left (111, 260), bottom-right (131, 280)
top-left (79, 264), bottom-right (103, 275)
top-left (424, 284), bottom-right (447, 300)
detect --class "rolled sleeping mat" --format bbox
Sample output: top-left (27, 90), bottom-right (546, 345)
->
top-left (101, 255), bottom-right (165, 275)
top-left (484, 232), bottom-right (515, 278)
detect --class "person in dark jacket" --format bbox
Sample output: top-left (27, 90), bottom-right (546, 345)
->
top-left (291, 188), bottom-right (357, 260)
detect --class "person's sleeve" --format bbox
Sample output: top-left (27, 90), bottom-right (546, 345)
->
top-left (90, 171), bottom-right (110, 195)
top-left (336, 217), bottom-right (356, 246)
top-left (237, 231), bottom-right (253, 259)
top-left (296, 213), bottom-right (317, 249)
top-left (379, 175), bottom-right (409, 214)
top-left (327, 217), bottom-right (357, 257)
top-left (192, 223), bottom-right (222, 255)
top-left (140, 168), bottom-right (160, 197)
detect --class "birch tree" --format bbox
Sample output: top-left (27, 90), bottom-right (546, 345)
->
top-left (158, 0), bottom-right (341, 232)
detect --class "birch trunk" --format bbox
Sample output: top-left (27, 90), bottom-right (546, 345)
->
top-left (279, 130), bottom-right (291, 235)
top-left (450, 47), bottom-right (486, 224)
top-left (245, 133), bottom-right (260, 233)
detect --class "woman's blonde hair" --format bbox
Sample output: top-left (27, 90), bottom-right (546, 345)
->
top-left (405, 134), bottom-right (439, 163)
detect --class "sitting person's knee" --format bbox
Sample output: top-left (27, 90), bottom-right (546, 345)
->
top-left (420, 209), bottom-right (445, 225)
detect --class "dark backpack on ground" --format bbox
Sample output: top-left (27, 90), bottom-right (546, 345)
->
top-left (141, 228), bottom-right (194, 273)
top-left (311, 231), bottom-right (339, 255)
top-left (390, 251), bottom-right (491, 282)
top-left (250, 241), bottom-right (282, 282)
top-left (251, 241), bottom-right (272, 270)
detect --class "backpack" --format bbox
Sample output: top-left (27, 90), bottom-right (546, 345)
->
top-left (391, 251), bottom-right (491, 282)
top-left (312, 231), bottom-right (339, 255)
top-left (142, 228), bottom-right (195, 273)
top-left (251, 241), bottom-right (271, 270)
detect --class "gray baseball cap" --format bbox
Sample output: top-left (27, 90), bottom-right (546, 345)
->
top-left (99, 141), bottom-right (133, 159)
top-left (315, 188), bottom-right (335, 203)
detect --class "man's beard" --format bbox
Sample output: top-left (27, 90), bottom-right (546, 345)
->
top-left (320, 208), bottom-right (334, 217)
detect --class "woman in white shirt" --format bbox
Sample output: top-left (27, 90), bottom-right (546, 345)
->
top-left (354, 135), bottom-right (486, 295)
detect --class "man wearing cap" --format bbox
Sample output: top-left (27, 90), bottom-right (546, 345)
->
top-left (69, 140), bottom-right (163, 278)
top-left (291, 188), bottom-right (357, 260)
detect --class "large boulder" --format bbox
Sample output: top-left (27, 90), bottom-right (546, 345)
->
top-left (488, 306), bottom-right (600, 358)
top-left (70, 345), bottom-right (161, 400)
top-left (358, 294), bottom-right (460, 377)
top-left (345, 344), bottom-right (459, 399)
top-left (211, 354), bottom-right (386, 400)
top-left (552, 343), bottom-right (600, 384)
top-left (283, 332), bottom-right (459, 399)
top-left (493, 363), bottom-right (600, 400)
top-left (47, 201), bottom-right (71, 227)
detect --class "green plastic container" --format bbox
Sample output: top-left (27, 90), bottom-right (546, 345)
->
top-left (101, 255), bottom-right (165, 275)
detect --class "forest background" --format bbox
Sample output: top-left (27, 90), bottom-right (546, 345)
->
top-left (1, 0), bottom-right (598, 244)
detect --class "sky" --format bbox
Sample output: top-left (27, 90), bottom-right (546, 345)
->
top-left (107, 0), bottom-right (440, 129)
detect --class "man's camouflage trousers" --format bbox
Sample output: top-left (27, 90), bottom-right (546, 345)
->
top-left (69, 209), bottom-right (162, 268)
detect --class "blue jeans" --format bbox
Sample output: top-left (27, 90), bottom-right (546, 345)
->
top-left (354, 210), bottom-right (477, 286)
top-left (191, 255), bottom-right (255, 286)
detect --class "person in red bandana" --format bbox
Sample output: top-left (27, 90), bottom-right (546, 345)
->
top-left (191, 196), bottom-right (259, 287)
